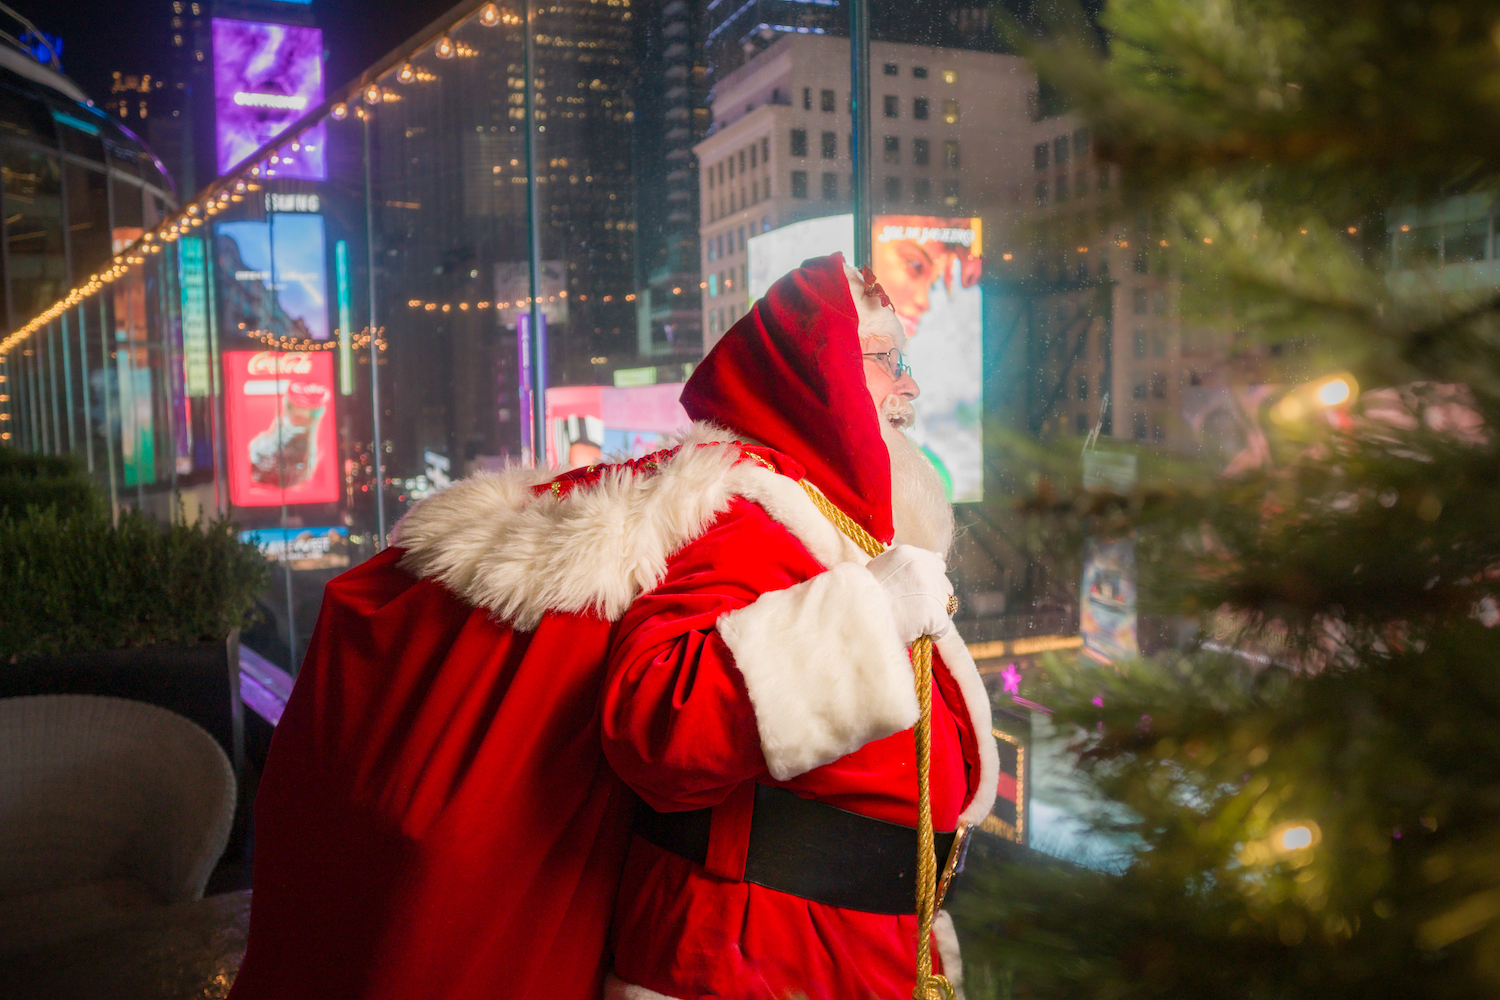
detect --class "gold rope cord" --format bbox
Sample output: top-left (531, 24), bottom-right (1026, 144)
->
top-left (797, 479), bottom-right (957, 1000)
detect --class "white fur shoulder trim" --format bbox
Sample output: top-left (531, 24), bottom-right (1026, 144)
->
top-left (390, 422), bottom-right (866, 629)
top-left (934, 630), bottom-right (999, 825)
top-left (717, 562), bottom-right (918, 781)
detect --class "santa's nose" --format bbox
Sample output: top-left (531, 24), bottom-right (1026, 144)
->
top-left (895, 371), bottom-right (919, 400)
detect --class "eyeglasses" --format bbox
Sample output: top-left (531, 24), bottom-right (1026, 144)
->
top-left (862, 348), bottom-right (912, 380)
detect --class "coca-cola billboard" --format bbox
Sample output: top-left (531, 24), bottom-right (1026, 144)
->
top-left (225, 350), bottom-right (339, 507)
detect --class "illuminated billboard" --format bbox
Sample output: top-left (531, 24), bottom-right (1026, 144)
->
top-left (224, 350), bottom-right (339, 507)
top-left (747, 214), bottom-right (854, 301)
top-left (544, 383), bottom-right (691, 470)
top-left (216, 214), bottom-right (329, 340)
top-left (212, 18), bottom-right (325, 179)
top-left (873, 215), bottom-right (984, 503)
top-left (746, 214), bottom-right (985, 502)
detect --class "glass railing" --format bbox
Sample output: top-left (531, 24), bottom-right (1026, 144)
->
top-left (0, 0), bottom-right (1431, 866)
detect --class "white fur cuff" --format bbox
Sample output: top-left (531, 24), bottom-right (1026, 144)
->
top-left (718, 563), bottom-right (918, 781)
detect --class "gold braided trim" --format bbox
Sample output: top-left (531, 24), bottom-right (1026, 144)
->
top-left (794, 478), bottom-right (954, 1000)
top-left (797, 479), bottom-right (885, 558)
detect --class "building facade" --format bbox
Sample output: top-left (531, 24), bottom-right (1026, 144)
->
top-left (693, 34), bottom-right (1041, 350)
top-left (0, 38), bottom-right (177, 452)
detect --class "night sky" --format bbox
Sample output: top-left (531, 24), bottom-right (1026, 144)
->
top-left (9, 0), bottom-right (458, 107)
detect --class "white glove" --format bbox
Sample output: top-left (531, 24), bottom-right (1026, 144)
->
top-left (866, 544), bottom-right (954, 645)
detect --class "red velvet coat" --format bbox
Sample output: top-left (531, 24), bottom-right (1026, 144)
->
top-left (228, 255), bottom-right (998, 1000)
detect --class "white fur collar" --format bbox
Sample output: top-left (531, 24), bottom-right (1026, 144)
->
top-left (390, 422), bottom-right (867, 629)
top-left (390, 420), bottom-right (996, 821)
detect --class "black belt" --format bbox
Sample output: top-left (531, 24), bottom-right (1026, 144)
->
top-left (634, 784), bottom-right (959, 915)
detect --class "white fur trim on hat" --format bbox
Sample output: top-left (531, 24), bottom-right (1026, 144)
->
top-left (844, 261), bottom-right (907, 350)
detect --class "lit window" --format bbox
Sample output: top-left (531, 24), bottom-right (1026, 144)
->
top-left (941, 100), bottom-right (959, 124)
top-left (941, 69), bottom-right (957, 84)
top-left (942, 179), bottom-right (959, 206)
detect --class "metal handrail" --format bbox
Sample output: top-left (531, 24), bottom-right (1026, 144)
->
top-left (0, 1), bottom-right (61, 71)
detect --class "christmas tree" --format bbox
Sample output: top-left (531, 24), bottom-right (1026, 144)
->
top-left (952, 2), bottom-right (1500, 997)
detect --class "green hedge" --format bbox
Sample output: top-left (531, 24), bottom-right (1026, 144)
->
top-left (0, 451), bottom-right (102, 520)
top-left (0, 507), bottom-right (270, 661)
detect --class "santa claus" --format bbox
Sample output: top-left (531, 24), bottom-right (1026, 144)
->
top-left (228, 253), bottom-right (997, 1000)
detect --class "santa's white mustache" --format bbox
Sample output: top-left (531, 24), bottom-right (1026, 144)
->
top-left (881, 393), bottom-right (916, 430)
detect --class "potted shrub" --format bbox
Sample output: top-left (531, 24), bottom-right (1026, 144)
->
top-left (0, 503), bottom-right (269, 773)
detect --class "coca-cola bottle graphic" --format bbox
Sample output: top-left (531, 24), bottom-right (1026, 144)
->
top-left (248, 380), bottom-right (330, 489)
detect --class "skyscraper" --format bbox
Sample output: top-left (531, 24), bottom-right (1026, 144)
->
top-left (631, 0), bottom-right (710, 357)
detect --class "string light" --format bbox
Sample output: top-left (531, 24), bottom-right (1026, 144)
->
top-left (242, 327), bottom-right (388, 352)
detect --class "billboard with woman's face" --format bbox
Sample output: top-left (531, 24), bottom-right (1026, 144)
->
top-left (872, 216), bottom-right (984, 503)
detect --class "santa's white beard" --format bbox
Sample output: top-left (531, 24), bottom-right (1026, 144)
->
top-left (882, 397), bottom-right (954, 557)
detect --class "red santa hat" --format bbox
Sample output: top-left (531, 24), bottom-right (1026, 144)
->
top-left (681, 252), bottom-right (900, 545)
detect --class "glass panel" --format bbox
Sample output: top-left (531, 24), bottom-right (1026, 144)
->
top-left (110, 176), bottom-right (145, 234)
top-left (4, 149), bottom-right (67, 325)
top-left (65, 164), bottom-right (113, 282)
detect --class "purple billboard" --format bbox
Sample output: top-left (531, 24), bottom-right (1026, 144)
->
top-left (212, 18), bottom-right (326, 180)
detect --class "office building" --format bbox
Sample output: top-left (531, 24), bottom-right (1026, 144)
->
top-left (632, 0), bottom-right (710, 357)
top-left (694, 34), bottom-right (1040, 348)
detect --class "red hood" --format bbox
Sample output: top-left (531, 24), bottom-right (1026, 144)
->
top-left (680, 253), bottom-right (893, 545)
